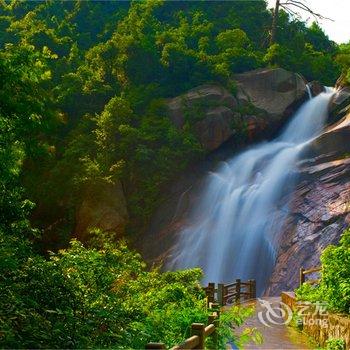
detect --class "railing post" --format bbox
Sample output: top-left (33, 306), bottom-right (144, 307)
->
top-left (191, 323), bottom-right (205, 349)
top-left (224, 285), bottom-right (229, 305)
top-left (214, 304), bottom-right (220, 347)
top-left (213, 303), bottom-right (220, 319)
top-left (213, 313), bottom-right (219, 348)
top-left (208, 282), bottom-right (215, 303)
top-left (208, 306), bottom-right (219, 348)
top-left (249, 279), bottom-right (256, 299)
top-left (211, 302), bottom-right (219, 310)
top-left (145, 343), bottom-right (166, 349)
top-left (300, 267), bottom-right (305, 286)
top-left (235, 278), bottom-right (241, 304)
top-left (217, 283), bottom-right (224, 306)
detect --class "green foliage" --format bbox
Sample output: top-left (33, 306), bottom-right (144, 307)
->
top-left (1, 233), bottom-right (257, 349)
top-left (264, 43), bottom-right (294, 67)
top-left (0, 236), bottom-right (203, 348)
top-left (0, 42), bottom-right (57, 154)
top-left (296, 228), bottom-right (350, 314)
top-left (336, 42), bottom-right (350, 85)
top-left (0, 40), bottom-right (58, 242)
top-left (64, 95), bottom-right (203, 228)
top-left (215, 306), bottom-right (262, 349)
top-left (325, 338), bottom-right (346, 350)
top-left (264, 15), bottom-right (340, 85)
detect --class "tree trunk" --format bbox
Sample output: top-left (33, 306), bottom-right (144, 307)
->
top-left (270, 0), bottom-right (280, 45)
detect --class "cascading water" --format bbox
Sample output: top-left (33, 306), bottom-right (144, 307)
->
top-left (306, 83), bottom-right (312, 99)
top-left (168, 88), bottom-right (335, 295)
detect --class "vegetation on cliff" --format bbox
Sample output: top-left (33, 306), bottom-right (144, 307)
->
top-left (296, 228), bottom-right (350, 314)
top-left (336, 42), bottom-right (350, 86)
top-left (0, 0), bottom-right (345, 243)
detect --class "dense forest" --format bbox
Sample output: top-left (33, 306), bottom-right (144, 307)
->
top-left (1, 0), bottom-right (350, 348)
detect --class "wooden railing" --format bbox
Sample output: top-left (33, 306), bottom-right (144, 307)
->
top-left (146, 304), bottom-right (220, 350)
top-left (145, 279), bottom-right (256, 349)
top-left (203, 279), bottom-right (256, 306)
top-left (299, 266), bottom-right (321, 286)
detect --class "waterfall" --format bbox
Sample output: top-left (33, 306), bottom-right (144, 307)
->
top-left (306, 83), bottom-right (312, 99)
top-left (167, 89), bottom-right (335, 295)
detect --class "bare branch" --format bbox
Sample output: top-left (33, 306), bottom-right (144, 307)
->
top-left (280, 2), bottom-right (320, 22)
top-left (279, 3), bottom-right (301, 19)
top-left (280, 0), bottom-right (334, 21)
top-left (269, 0), bottom-right (333, 46)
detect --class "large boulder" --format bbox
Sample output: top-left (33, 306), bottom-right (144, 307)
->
top-left (235, 68), bottom-right (307, 122)
top-left (75, 181), bottom-right (128, 241)
top-left (167, 84), bottom-right (237, 129)
top-left (328, 87), bottom-right (350, 123)
top-left (167, 85), bottom-right (238, 151)
top-left (167, 69), bottom-right (307, 151)
top-left (305, 113), bottom-right (350, 158)
top-left (194, 106), bottom-right (236, 151)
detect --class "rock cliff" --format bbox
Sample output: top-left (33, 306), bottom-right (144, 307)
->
top-left (75, 181), bottom-right (128, 241)
top-left (76, 68), bottom-right (306, 240)
top-left (141, 72), bottom-right (350, 297)
top-left (265, 111), bottom-right (350, 295)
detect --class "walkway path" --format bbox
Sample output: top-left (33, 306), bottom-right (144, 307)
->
top-left (229, 297), bottom-right (315, 349)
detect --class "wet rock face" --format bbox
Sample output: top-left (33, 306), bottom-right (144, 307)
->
top-left (138, 158), bottom-right (212, 265)
top-left (328, 87), bottom-right (350, 123)
top-left (265, 113), bottom-right (350, 296)
top-left (308, 81), bottom-right (325, 97)
top-left (265, 159), bottom-right (350, 296)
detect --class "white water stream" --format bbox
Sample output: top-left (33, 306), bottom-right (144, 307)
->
top-left (168, 88), bottom-right (334, 294)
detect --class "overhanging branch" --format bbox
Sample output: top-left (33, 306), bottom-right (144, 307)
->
top-left (280, 0), bottom-right (334, 22)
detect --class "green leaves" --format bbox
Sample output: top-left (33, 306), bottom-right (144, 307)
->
top-left (0, 236), bottom-right (210, 349)
top-left (296, 229), bottom-right (350, 314)
top-left (216, 29), bottom-right (250, 50)
top-left (336, 42), bottom-right (350, 86)
top-left (325, 338), bottom-right (346, 350)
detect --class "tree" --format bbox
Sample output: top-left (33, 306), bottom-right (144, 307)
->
top-left (336, 42), bottom-right (350, 86)
top-left (270, 0), bottom-right (332, 45)
top-left (296, 229), bottom-right (350, 314)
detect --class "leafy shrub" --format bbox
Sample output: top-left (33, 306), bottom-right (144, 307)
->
top-left (215, 306), bottom-right (262, 348)
top-left (0, 234), bottom-right (259, 349)
top-left (296, 228), bottom-right (350, 314)
top-left (325, 338), bottom-right (345, 350)
top-left (336, 43), bottom-right (350, 86)
top-left (0, 237), bottom-right (204, 348)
